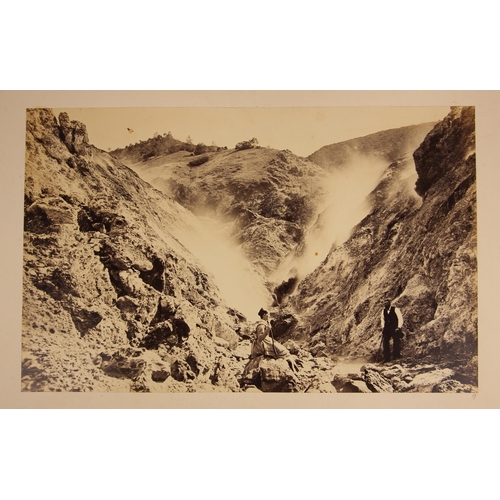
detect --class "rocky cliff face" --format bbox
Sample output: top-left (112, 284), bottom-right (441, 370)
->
top-left (291, 107), bottom-right (477, 386)
top-left (22, 109), bottom-right (257, 392)
top-left (413, 107), bottom-right (475, 197)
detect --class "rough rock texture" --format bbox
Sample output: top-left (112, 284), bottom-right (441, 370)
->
top-left (22, 109), bottom-right (250, 392)
top-left (291, 107), bottom-right (477, 386)
top-left (414, 107), bottom-right (475, 197)
top-left (331, 359), bottom-right (476, 393)
top-left (22, 107), bottom-right (478, 393)
top-left (235, 137), bottom-right (260, 151)
top-left (58, 112), bottom-right (93, 157)
top-left (115, 145), bottom-right (330, 277)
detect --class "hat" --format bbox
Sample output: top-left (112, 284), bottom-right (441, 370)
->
top-left (258, 308), bottom-right (268, 318)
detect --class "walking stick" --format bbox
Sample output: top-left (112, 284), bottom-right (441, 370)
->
top-left (269, 323), bottom-right (278, 359)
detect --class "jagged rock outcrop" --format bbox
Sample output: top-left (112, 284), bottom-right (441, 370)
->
top-left (235, 137), bottom-right (259, 151)
top-left (58, 112), bottom-right (93, 157)
top-left (414, 107), bottom-right (475, 197)
top-left (290, 107), bottom-right (477, 387)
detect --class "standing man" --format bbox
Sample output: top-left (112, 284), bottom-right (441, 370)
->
top-left (380, 299), bottom-right (404, 362)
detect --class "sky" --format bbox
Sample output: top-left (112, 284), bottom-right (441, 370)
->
top-left (53, 106), bottom-right (451, 157)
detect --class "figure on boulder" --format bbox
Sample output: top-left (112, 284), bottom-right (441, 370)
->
top-left (242, 308), bottom-right (301, 382)
top-left (380, 299), bottom-right (404, 362)
top-left (252, 308), bottom-right (289, 359)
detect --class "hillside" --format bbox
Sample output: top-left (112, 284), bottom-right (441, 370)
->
top-left (111, 132), bottom-right (200, 163)
top-left (22, 109), bottom-right (259, 392)
top-left (290, 107), bottom-right (477, 391)
top-left (115, 143), bottom-right (332, 279)
top-left (308, 122), bottom-right (437, 172)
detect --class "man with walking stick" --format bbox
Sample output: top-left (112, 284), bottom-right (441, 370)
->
top-left (244, 308), bottom-right (302, 372)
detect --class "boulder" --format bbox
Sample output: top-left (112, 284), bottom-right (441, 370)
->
top-left (58, 112), bottom-right (92, 157)
top-left (70, 308), bottom-right (103, 336)
top-left (100, 348), bottom-right (147, 379)
top-left (232, 340), bottom-right (252, 360)
top-left (348, 380), bottom-right (372, 393)
top-left (306, 380), bottom-right (337, 393)
top-left (171, 359), bottom-right (196, 382)
top-left (332, 374), bottom-right (370, 393)
top-left (141, 321), bottom-right (174, 349)
top-left (235, 137), bottom-right (259, 151)
top-left (310, 341), bottom-right (326, 357)
top-left (115, 269), bottom-right (148, 295)
top-left (188, 155), bottom-right (209, 166)
top-left (25, 197), bottom-right (77, 233)
top-left (154, 295), bottom-right (177, 322)
top-left (283, 340), bottom-right (301, 355)
top-left (151, 369), bottom-right (171, 383)
top-left (173, 301), bottom-right (199, 338)
top-left (244, 385), bottom-right (262, 393)
top-left (432, 379), bottom-right (474, 393)
top-left (213, 336), bottom-right (230, 349)
top-left (363, 368), bottom-right (394, 393)
top-left (259, 358), bottom-right (299, 392)
top-left (185, 344), bottom-right (216, 379)
top-left (116, 295), bottom-right (140, 314)
top-left (406, 368), bottom-right (454, 392)
top-left (210, 317), bottom-right (239, 349)
top-left (379, 365), bottom-right (404, 379)
top-left (101, 242), bottom-right (153, 272)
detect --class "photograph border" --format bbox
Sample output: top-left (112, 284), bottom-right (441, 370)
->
top-left (1, 90), bottom-right (498, 409)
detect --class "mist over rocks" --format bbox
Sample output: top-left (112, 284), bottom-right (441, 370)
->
top-left (21, 107), bottom-right (478, 393)
top-left (117, 143), bottom-right (331, 279)
top-left (291, 107), bottom-right (477, 384)
top-left (307, 122), bottom-right (437, 173)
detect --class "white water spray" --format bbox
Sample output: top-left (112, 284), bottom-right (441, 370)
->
top-left (272, 153), bottom-right (388, 283)
top-left (169, 213), bottom-right (272, 320)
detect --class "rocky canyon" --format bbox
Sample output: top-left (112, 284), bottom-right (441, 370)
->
top-left (21, 107), bottom-right (477, 393)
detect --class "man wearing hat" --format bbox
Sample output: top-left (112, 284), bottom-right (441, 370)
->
top-left (241, 307), bottom-right (302, 385)
top-left (251, 308), bottom-right (289, 359)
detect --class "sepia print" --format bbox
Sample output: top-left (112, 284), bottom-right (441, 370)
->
top-left (20, 103), bottom-right (479, 396)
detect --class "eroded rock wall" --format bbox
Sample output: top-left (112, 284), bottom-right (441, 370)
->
top-left (292, 107), bottom-right (477, 372)
top-left (22, 109), bottom-right (248, 392)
